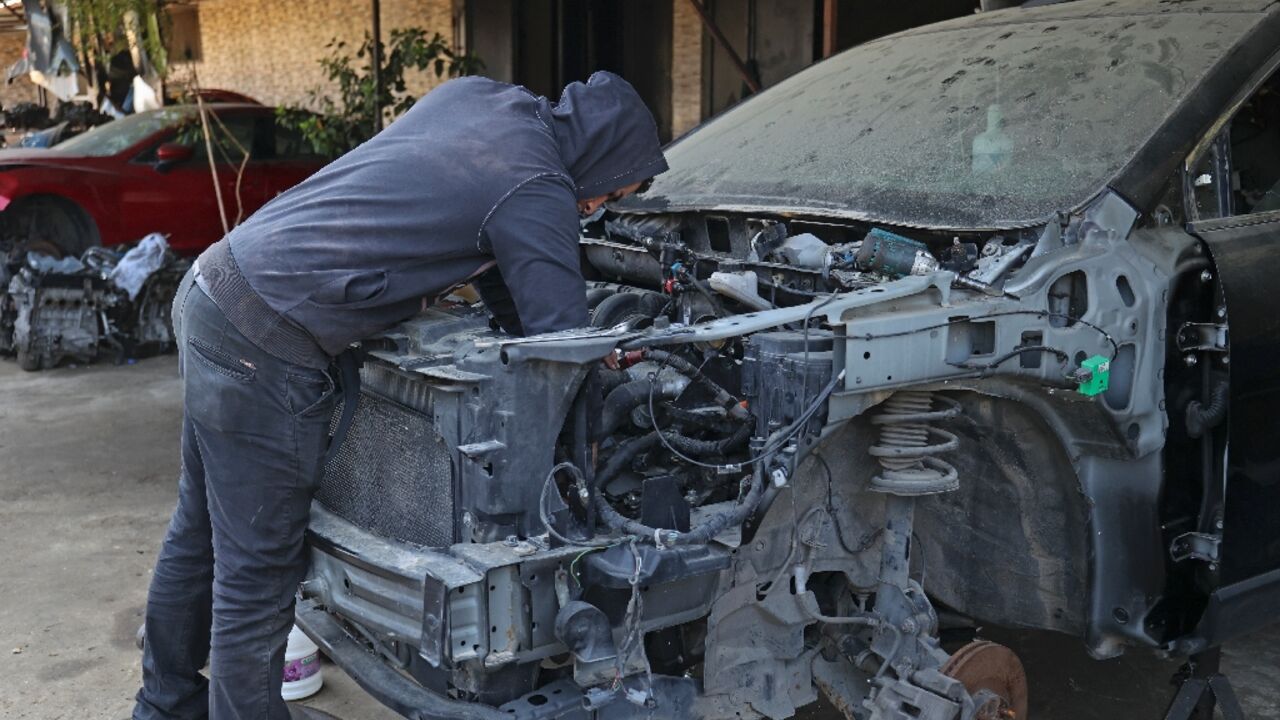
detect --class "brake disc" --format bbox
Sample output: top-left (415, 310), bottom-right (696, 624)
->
top-left (940, 640), bottom-right (1030, 720)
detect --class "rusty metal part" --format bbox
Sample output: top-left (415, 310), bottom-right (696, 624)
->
top-left (941, 640), bottom-right (1029, 720)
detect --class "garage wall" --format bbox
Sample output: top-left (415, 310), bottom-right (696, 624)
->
top-left (181, 0), bottom-right (456, 109)
top-left (671, 0), bottom-right (703, 138)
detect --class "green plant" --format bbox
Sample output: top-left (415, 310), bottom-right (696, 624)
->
top-left (66, 0), bottom-right (169, 77)
top-left (277, 28), bottom-right (482, 158)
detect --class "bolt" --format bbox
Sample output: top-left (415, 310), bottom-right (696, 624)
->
top-left (504, 536), bottom-right (520, 547)
top-left (1215, 519), bottom-right (1224, 530)
top-left (755, 541), bottom-right (765, 552)
top-left (1222, 356), bottom-right (1230, 366)
top-left (1200, 269), bottom-right (1213, 283)
top-left (462, 512), bottom-right (474, 527)
top-left (1209, 563), bottom-right (1218, 572)
top-left (1184, 354), bottom-right (1198, 367)
top-left (1217, 306), bottom-right (1227, 319)
top-left (900, 618), bottom-right (918, 634)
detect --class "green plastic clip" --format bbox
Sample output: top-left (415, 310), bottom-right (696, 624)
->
top-left (1076, 355), bottom-right (1111, 397)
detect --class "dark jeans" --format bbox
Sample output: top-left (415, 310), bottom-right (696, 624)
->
top-left (134, 277), bottom-right (338, 720)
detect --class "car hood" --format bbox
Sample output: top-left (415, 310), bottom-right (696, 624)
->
top-left (0, 148), bottom-right (116, 171)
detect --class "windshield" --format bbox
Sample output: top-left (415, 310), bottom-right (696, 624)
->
top-left (624, 6), bottom-right (1259, 229)
top-left (55, 108), bottom-right (195, 157)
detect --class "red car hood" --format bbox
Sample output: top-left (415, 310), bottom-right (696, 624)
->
top-left (0, 148), bottom-right (119, 174)
top-left (0, 147), bottom-right (113, 166)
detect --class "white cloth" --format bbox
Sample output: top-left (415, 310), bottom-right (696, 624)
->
top-left (109, 233), bottom-right (169, 300)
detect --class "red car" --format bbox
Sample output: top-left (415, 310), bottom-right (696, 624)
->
top-left (0, 104), bottom-right (327, 257)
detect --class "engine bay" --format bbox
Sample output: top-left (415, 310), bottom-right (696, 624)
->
top-left (299, 190), bottom-right (1211, 720)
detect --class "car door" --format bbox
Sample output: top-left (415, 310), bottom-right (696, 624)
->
top-left (120, 109), bottom-right (261, 255)
top-left (245, 117), bottom-right (328, 206)
top-left (1181, 52), bottom-right (1280, 647)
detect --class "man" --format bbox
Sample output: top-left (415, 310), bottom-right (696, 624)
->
top-left (133, 71), bottom-right (667, 720)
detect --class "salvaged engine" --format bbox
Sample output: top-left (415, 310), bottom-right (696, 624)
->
top-left (299, 191), bottom-right (1203, 720)
top-left (0, 237), bottom-right (190, 370)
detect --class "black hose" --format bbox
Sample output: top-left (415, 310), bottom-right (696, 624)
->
top-left (1186, 382), bottom-right (1229, 439)
top-left (660, 422), bottom-right (752, 456)
top-left (641, 348), bottom-right (750, 422)
top-left (599, 380), bottom-right (680, 438)
top-left (591, 432), bottom-right (660, 497)
top-left (593, 464), bottom-right (767, 546)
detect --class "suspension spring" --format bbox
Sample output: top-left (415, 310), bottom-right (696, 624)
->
top-left (868, 391), bottom-right (961, 496)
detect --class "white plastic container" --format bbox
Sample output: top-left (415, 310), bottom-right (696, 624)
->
top-left (281, 624), bottom-right (324, 701)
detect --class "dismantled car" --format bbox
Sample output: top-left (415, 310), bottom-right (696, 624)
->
top-left (295, 2), bottom-right (1280, 719)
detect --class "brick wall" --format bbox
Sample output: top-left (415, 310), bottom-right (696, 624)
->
top-left (181, 0), bottom-right (455, 110)
top-left (0, 32), bottom-right (42, 110)
top-left (670, 0), bottom-right (703, 138)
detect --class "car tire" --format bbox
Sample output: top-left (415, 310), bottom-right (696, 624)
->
top-left (3, 195), bottom-right (100, 259)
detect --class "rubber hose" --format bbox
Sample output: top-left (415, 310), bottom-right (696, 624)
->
top-left (592, 432), bottom-right (661, 497)
top-left (600, 380), bottom-right (680, 438)
top-left (592, 464), bottom-right (767, 546)
top-left (660, 422), bottom-right (752, 456)
top-left (641, 348), bottom-right (751, 423)
top-left (1186, 383), bottom-right (1229, 439)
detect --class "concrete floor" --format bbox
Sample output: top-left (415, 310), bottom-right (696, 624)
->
top-left (0, 357), bottom-right (1275, 719)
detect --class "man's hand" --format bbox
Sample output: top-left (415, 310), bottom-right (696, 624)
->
top-left (602, 349), bottom-right (621, 370)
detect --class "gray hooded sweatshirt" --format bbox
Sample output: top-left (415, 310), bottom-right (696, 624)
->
top-left (216, 72), bottom-right (667, 358)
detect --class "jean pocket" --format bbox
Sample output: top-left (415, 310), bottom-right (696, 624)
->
top-left (286, 368), bottom-right (337, 418)
top-left (188, 337), bottom-right (256, 382)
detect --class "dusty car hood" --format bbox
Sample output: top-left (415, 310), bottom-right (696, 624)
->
top-left (617, 0), bottom-right (1271, 231)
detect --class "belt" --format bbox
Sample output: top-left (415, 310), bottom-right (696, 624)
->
top-left (194, 238), bottom-right (331, 370)
top-left (193, 243), bottom-right (361, 472)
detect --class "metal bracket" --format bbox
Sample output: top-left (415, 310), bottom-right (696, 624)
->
top-left (1170, 532), bottom-right (1221, 564)
top-left (1177, 323), bottom-right (1228, 353)
top-left (1164, 651), bottom-right (1247, 720)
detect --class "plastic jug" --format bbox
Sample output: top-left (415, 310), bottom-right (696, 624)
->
top-left (282, 624), bottom-right (324, 700)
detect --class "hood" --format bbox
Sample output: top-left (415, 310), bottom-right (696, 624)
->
top-left (0, 147), bottom-right (107, 168)
top-left (550, 71), bottom-right (668, 200)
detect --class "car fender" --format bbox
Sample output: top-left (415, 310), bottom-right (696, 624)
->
top-left (0, 165), bottom-right (118, 245)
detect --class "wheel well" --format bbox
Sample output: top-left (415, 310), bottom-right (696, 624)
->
top-left (2, 193), bottom-right (101, 257)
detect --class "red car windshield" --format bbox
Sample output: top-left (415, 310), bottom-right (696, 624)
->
top-left (55, 107), bottom-right (196, 157)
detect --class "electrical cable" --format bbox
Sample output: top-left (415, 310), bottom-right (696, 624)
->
top-left (540, 462), bottom-right (630, 548)
top-left (947, 345), bottom-right (1070, 375)
top-left (646, 360), bottom-right (846, 472)
top-left (847, 309), bottom-right (1120, 362)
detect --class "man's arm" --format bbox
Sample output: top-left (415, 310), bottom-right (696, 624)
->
top-left (473, 264), bottom-right (525, 336)
top-left (479, 176), bottom-right (589, 336)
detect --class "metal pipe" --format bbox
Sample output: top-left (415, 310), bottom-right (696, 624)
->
top-left (371, 0), bottom-right (383, 133)
top-left (822, 0), bottom-right (838, 58)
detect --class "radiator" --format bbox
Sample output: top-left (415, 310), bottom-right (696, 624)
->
top-left (316, 390), bottom-right (455, 548)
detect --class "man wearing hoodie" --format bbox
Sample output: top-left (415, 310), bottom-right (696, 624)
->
top-left (133, 71), bottom-right (667, 720)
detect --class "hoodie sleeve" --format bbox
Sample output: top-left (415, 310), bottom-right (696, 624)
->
top-left (478, 175), bottom-right (588, 336)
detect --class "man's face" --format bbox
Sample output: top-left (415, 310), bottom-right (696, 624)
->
top-left (578, 180), bottom-right (645, 218)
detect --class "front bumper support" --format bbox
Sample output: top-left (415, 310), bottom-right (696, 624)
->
top-left (294, 599), bottom-right (508, 720)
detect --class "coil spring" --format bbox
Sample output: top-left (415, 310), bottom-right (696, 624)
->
top-left (868, 391), bottom-right (961, 496)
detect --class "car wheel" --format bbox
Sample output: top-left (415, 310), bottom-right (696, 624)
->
top-left (3, 195), bottom-right (100, 259)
